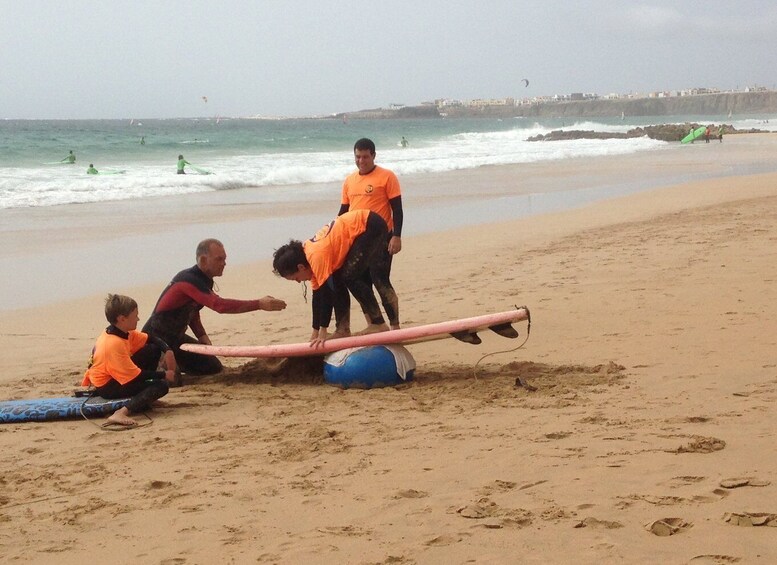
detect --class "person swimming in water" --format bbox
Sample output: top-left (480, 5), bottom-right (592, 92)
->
top-left (87, 164), bottom-right (98, 174)
top-left (62, 150), bottom-right (76, 164)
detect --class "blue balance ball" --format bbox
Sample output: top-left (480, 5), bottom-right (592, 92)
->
top-left (324, 345), bottom-right (415, 389)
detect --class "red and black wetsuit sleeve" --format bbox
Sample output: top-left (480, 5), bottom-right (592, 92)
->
top-left (143, 265), bottom-right (265, 342)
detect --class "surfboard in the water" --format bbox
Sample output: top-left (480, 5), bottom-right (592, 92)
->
top-left (681, 126), bottom-right (707, 144)
top-left (181, 308), bottom-right (530, 358)
top-left (0, 396), bottom-right (130, 424)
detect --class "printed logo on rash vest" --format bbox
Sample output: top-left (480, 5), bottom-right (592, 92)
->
top-left (310, 220), bottom-right (335, 243)
top-left (365, 184), bottom-right (374, 194)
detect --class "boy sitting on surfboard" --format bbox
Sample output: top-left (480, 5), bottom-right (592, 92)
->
top-left (273, 209), bottom-right (399, 347)
top-left (82, 294), bottom-right (178, 427)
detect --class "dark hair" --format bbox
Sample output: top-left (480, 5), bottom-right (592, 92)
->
top-left (353, 138), bottom-right (376, 154)
top-left (272, 240), bottom-right (307, 276)
top-left (105, 294), bottom-right (138, 324)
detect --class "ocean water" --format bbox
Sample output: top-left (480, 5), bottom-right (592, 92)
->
top-left (4, 114), bottom-right (775, 209)
top-left (3, 113), bottom-right (777, 311)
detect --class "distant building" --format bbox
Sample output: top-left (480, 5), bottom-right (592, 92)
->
top-left (435, 98), bottom-right (463, 108)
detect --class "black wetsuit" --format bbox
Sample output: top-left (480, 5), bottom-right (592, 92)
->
top-left (313, 212), bottom-right (398, 330)
top-left (143, 266), bottom-right (222, 375)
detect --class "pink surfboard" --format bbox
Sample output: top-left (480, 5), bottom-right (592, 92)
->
top-left (180, 308), bottom-right (530, 358)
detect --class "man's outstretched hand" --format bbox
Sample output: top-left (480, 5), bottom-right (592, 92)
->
top-left (259, 296), bottom-right (287, 311)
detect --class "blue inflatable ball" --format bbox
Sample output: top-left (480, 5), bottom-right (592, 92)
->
top-left (323, 345), bottom-right (415, 389)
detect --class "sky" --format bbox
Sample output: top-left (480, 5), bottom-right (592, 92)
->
top-left (2, 0), bottom-right (776, 119)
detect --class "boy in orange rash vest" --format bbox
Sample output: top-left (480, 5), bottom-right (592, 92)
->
top-left (83, 294), bottom-right (178, 427)
top-left (272, 210), bottom-right (399, 347)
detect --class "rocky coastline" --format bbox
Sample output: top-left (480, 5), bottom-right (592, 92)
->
top-left (336, 91), bottom-right (777, 121)
top-left (527, 123), bottom-right (767, 143)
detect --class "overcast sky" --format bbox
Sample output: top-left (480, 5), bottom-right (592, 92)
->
top-left (2, 1), bottom-right (776, 119)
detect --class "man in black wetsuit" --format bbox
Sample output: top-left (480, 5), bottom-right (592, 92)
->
top-left (143, 238), bottom-right (286, 375)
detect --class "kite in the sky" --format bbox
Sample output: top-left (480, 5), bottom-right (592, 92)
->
top-left (202, 96), bottom-right (208, 103)
top-left (521, 78), bottom-right (529, 88)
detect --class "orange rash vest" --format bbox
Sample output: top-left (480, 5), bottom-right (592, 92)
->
top-left (341, 165), bottom-right (401, 231)
top-left (82, 329), bottom-right (149, 387)
top-left (303, 209), bottom-right (370, 291)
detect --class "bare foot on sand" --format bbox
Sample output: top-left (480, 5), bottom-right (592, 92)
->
top-left (331, 328), bottom-right (352, 339)
top-left (355, 323), bottom-right (390, 336)
top-left (103, 407), bottom-right (137, 427)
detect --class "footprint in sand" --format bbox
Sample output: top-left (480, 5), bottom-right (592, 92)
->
top-left (687, 555), bottom-right (741, 564)
top-left (392, 489), bottom-right (429, 499)
top-left (316, 525), bottom-right (372, 536)
top-left (478, 479), bottom-right (517, 496)
top-left (456, 498), bottom-right (533, 528)
top-left (645, 517), bottom-right (693, 536)
top-left (668, 475), bottom-right (707, 487)
top-left (574, 517), bottom-right (623, 529)
top-left (671, 436), bottom-right (726, 454)
top-left (424, 533), bottom-right (467, 546)
top-left (719, 477), bottom-right (771, 489)
top-left (723, 512), bottom-right (777, 527)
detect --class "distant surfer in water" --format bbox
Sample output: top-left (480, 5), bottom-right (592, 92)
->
top-left (400, 136), bottom-right (409, 148)
top-left (273, 210), bottom-right (400, 347)
top-left (140, 136), bottom-right (146, 145)
top-left (177, 154), bottom-right (189, 174)
top-left (62, 150), bottom-right (76, 164)
top-left (82, 294), bottom-right (179, 427)
top-left (87, 164), bottom-right (98, 175)
top-left (143, 239), bottom-right (286, 376)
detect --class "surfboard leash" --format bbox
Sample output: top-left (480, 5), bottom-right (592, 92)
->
top-left (472, 305), bottom-right (531, 381)
top-left (78, 392), bottom-right (154, 431)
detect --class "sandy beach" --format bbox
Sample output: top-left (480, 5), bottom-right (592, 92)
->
top-left (2, 135), bottom-right (777, 563)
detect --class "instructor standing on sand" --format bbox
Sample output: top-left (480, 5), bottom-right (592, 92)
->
top-left (143, 238), bottom-right (286, 376)
top-left (337, 138), bottom-right (403, 329)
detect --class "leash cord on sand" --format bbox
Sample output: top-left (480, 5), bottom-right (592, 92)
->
top-left (473, 305), bottom-right (531, 380)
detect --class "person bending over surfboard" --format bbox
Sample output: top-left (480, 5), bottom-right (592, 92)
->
top-left (272, 209), bottom-right (399, 347)
top-left (82, 294), bottom-right (178, 427)
top-left (143, 238), bottom-right (286, 376)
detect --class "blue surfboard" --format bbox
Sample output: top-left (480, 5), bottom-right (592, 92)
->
top-left (0, 396), bottom-right (130, 423)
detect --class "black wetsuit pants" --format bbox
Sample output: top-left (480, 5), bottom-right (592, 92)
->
top-left (336, 212), bottom-right (399, 327)
top-left (173, 335), bottom-right (223, 376)
top-left (95, 343), bottom-right (169, 414)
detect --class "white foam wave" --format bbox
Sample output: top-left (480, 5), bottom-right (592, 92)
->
top-left (0, 126), bottom-right (667, 209)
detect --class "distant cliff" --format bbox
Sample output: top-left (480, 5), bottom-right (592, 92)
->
top-left (337, 92), bottom-right (777, 120)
